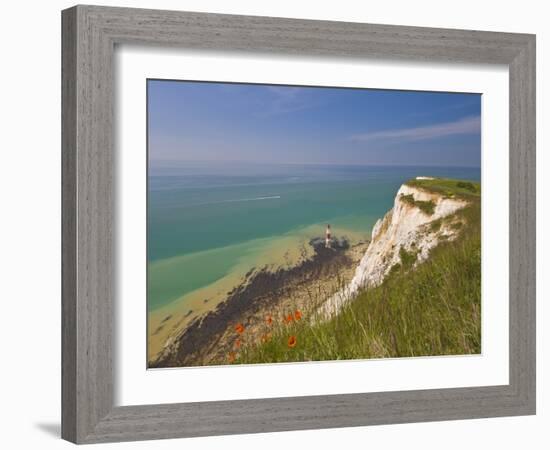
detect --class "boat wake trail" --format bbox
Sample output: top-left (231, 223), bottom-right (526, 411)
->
top-left (220, 195), bottom-right (281, 203)
top-left (190, 195), bottom-right (281, 207)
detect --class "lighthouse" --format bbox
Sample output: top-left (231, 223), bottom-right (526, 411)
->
top-left (325, 224), bottom-right (332, 248)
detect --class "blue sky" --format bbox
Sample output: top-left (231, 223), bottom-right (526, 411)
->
top-left (148, 80), bottom-right (481, 167)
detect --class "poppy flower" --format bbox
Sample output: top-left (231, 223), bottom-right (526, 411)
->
top-left (234, 338), bottom-right (241, 349)
top-left (228, 352), bottom-right (236, 363)
top-left (266, 315), bottom-right (273, 325)
top-left (287, 335), bottom-right (297, 348)
top-left (294, 310), bottom-right (302, 321)
top-left (285, 314), bottom-right (294, 324)
top-left (235, 323), bottom-right (245, 334)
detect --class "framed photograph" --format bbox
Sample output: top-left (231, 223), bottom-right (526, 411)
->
top-left (62, 5), bottom-right (536, 444)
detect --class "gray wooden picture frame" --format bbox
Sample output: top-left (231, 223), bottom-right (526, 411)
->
top-left (61, 4), bottom-right (536, 444)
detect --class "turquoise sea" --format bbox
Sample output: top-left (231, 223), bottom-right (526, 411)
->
top-left (147, 163), bottom-right (480, 312)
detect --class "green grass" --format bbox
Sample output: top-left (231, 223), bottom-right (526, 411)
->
top-left (399, 177), bottom-right (480, 215)
top-left (400, 193), bottom-right (436, 215)
top-left (399, 246), bottom-right (419, 268)
top-left (430, 218), bottom-right (442, 232)
top-left (405, 177), bottom-right (481, 200)
top-left (236, 184), bottom-right (481, 364)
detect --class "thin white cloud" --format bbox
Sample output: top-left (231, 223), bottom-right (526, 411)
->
top-left (349, 116), bottom-right (481, 143)
top-left (261, 86), bottom-right (318, 116)
top-left (411, 97), bottom-right (480, 118)
top-left (265, 86), bottom-right (302, 98)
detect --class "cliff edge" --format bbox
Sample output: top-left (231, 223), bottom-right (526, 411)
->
top-left (319, 177), bottom-right (474, 317)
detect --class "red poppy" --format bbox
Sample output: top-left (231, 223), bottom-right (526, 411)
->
top-left (285, 314), bottom-right (294, 324)
top-left (234, 338), bottom-right (241, 349)
top-left (287, 336), bottom-right (297, 348)
top-left (266, 315), bottom-right (273, 325)
top-left (294, 310), bottom-right (302, 321)
top-left (235, 323), bottom-right (245, 334)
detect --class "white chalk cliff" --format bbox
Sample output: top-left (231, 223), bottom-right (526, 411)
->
top-left (318, 180), bottom-right (468, 318)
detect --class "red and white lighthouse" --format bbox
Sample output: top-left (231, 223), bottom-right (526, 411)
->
top-left (325, 224), bottom-right (332, 248)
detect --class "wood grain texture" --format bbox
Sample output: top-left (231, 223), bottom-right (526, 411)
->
top-left (61, 4), bottom-right (536, 444)
top-left (508, 36), bottom-right (536, 409)
top-left (61, 6), bottom-right (77, 443)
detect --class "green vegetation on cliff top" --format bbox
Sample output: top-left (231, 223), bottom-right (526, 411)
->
top-left (406, 177), bottom-right (480, 199)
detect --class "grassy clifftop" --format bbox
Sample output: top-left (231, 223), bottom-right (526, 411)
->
top-left (234, 178), bottom-right (481, 364)
top-left (406, 177), bottom-right (481, 199)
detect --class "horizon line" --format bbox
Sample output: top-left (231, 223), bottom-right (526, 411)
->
top-left (148, 159), bottom-right (481, 169)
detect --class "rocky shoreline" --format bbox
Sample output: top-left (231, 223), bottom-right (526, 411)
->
top-left (150, 237), bottom-right (368, 368)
